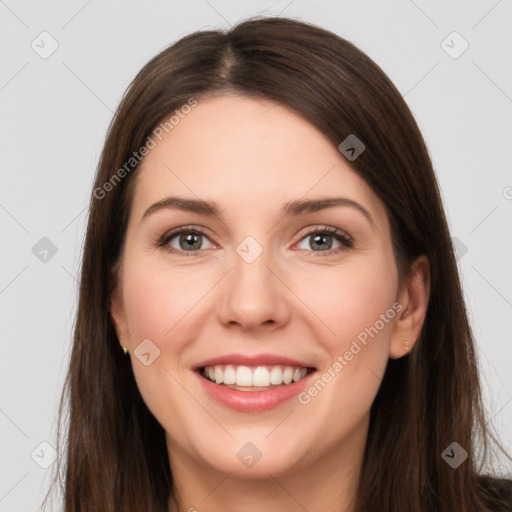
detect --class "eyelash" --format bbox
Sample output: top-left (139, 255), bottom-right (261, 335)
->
top-left (156, 225), bottom-right (353, 257)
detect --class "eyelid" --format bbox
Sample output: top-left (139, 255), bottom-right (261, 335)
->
top-left (291, 225), bottom-right (353, 257)
top-left (157, 224), bottom-right (353, 256)
top-left (294, 224), bottom-right (353, 244)
top-left (157, 225), bottom-right (216, 254)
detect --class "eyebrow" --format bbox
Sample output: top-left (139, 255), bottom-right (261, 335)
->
top-left (141, 196), bottom-right (375, 227)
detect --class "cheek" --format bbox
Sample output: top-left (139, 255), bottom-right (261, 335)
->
top-left (291, 256), bottom-right (398, 351)
top-left (120, 255), bottom-right (202, 438)
top-left (121, 254), bottom-right (209, 350)
top-left (292, 257), bottom-right (398, 424)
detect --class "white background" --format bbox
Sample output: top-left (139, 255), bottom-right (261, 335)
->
top-left (1, 1), bottom-right (511, 510)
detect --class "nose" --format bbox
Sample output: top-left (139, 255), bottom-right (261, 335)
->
top-left (217, 243), bottom-right (291, 334)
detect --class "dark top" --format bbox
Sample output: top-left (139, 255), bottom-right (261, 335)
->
top-left (480, 477), bottom-right (512, 511)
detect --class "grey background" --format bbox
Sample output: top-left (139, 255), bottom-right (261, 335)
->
top-left (1, 1), bottom-right (511, 510)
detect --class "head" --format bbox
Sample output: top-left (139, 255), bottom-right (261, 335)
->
top-left (49, 16), bottom-right (500, 512)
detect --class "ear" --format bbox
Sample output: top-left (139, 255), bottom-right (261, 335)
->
top-left (389, 255), bottom-right (430, 359)
top-left (109, 281), bottom-right (130, 351)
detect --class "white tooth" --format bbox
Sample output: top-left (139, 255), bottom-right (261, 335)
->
top-left (223, 365), bottom-right (236, 385)
top-left (214, 366), bottom-right (224, 384)
top-left (269, 366), bottom-right (284, 385)
top-left (236, 366), bottom-right (253, 387)
top-left (283, 366), bottom-right (293, 385)
top-left (299, 368), bottom-right (307, 380)
top-left (252, 367), bottom-right (270, 387)
top-left (292, 368), bottom-right (302, 382)
top-left (207, 367), bottom-right (215, 381)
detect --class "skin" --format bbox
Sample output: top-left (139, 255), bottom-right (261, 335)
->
top-left (110, 94), bottom-right (430, 512)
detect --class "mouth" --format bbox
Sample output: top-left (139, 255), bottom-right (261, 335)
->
top-left (198, 364), bottom-right (316, 392)
top-left (192, 354), bottom-right (318, 411)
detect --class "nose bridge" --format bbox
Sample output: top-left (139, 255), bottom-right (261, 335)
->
top-left (218, 233), bottom-right (288, 330)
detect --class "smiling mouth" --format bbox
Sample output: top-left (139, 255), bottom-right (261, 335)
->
top-left (198, 364), bottom-right (316, 391)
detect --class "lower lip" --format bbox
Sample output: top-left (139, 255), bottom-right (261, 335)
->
top-left (195, 370), bottom-right (316, 412)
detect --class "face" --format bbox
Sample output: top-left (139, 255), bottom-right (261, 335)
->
top-left (110, 94), bottom-right (423, 480)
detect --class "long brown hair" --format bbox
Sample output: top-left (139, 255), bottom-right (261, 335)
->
top-left (43, 16), bottom-right (511, 512)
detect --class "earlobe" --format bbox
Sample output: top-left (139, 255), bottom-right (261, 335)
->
top-left (389, 255), bottom-right (430, 359)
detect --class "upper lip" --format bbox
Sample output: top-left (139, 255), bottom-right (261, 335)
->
top-left (192, 353), bottom-right (316, 370)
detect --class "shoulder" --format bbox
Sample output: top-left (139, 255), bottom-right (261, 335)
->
top-left (478, 475), bottom-right (512, 511)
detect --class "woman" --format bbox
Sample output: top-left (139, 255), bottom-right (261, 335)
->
top-left (44, 16), bottom-right (511, 512)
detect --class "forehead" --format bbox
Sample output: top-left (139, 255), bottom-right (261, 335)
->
top-left (130, 94), bottom-right (388, 226)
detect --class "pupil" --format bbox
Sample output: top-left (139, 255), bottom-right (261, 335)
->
top-left (312, 234), bottom-right (332, 251)
top-left (181, 233), bottom-right (201, 250)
